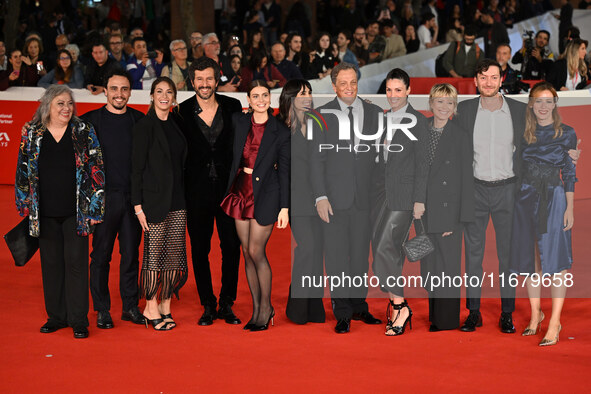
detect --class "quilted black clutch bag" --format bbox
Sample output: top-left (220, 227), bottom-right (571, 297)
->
top-left (4, 217), bottom-right (39, 267)
top-left (402, 219), bottom-right (434, 262)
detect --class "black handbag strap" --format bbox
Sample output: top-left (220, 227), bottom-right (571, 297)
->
top-left (404, 218), bottom-right (426, 241)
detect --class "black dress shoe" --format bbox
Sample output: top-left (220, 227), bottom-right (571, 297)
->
top-left (97, 311), bottom-right (114, 329)
top-left (499, 312), bottom-right (516, 333)
top-left (73, 326), bottom-right (89, 339)
top-left (429, 324), bottom-right (442, 332)
top-left (122, 307), bottom-right (145, 325)
top-left (198, 305), bottom-right (217, 326)
top-left (217, 304), bottom-right (241, 325)
top-left (335, 319), bottom-right (351, 334)
top-left (460, 311), bottom-right (483, 332)
top-left (351, 311), bottom-right (382, 325)
top-left (40, 321), bottom-right (67, 333)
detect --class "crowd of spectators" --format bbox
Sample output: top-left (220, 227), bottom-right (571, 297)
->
top-left (0, 0), bottom-right (590, 93)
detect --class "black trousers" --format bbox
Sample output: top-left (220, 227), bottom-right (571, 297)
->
top-left (286, 215), bottom-right (325, 324)
top-left (322, 205), bottom-right (370, 320)
top-left (187, 182), bottom-right (241, 307)
top-left (421, 227), bottom-right (462, 330)
top-left (463, 183), bottom-right (516, 313)
top-left (372, 209), bottom-right (412, 297)
top-left (90, 190), bottom-right (142, 312)
top-left (39, 215), bottom-right (89, 328)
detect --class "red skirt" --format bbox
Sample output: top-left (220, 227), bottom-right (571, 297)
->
top-left (221, 169), bottom-right (254, 220)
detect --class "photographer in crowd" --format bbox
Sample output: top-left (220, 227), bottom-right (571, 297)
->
top-left (511, 30), bottom-right (554, 80)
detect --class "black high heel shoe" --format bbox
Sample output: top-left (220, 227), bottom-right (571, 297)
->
top-left (243, 322), bottom-right (257, 330)
top-left (251, 307), bottom-right (275, 331)
top-left (385, 300), bottom-right (412, 336)
top-left (160, 313), bottom-right (176, 329)
top-left (144, 315), bottom-right (171, 331)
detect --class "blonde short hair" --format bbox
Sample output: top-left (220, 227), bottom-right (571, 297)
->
top-left (429, 83), bottom-right (458, 115)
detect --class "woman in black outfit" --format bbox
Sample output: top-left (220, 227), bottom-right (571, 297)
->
top-left (548, 38), bottom-right (589, 91)
top-left (131, 76), bottom-right (188, 331)
top-left (221, 80), bottom-right (290, 331)
top-left (421, 83), bottom-right (474, 331)
top-left (278, 79), bottom-right (325, 325)
top-left (15, 85), bottom-right (105, 339)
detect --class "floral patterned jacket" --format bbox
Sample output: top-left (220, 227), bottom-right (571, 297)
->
top-left (15, 117), bottom-right (105, 237)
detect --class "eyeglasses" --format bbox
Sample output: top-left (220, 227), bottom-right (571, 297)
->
top-left (232, 36), bottom-right (240, 41)
top-left (173, 47), bottom-right (187, 51)
top-left (205, 40), bottom-right (220, 46)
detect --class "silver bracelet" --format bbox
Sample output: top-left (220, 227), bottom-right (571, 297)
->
top-left (135, 210), bottom-right (143, 215)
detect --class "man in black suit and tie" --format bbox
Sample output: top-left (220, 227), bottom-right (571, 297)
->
top-left (310, 62), bottom-right (383, 333)
top-left (173, 57), bottom-right (242, 326)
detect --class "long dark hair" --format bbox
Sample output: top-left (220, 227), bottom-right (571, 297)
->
top-left (278, 79), bottom-right (312, 128)
top-left (54, 49), bottom-right (74, 83)
top-left (247, 79), bottom-right (273, 116)
top-left (149, 76), bottom-right (177, 112)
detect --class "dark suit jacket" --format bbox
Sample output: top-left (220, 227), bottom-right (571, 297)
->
top-left (173, 93), bottom-right (242, 210)
top-left (131, 110), bottom-right (188, 223)
top-left (291, 125), bottom-right (317, 217)
top-left (548, 59), bottom-right (589, 91)
top-left (455, 95), bottom-right (526, 180)
top-left (372, 104), bottom-right (429, 211)
top-left (310, 97), bottom-right (383, 210)
top-left (425, 118), bottom-right (475, 233)
top-left (227, 113), bottom-right (290, 226)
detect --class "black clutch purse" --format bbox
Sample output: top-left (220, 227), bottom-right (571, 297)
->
top-left (3, 217), bottom-right (39, 267)
top-left (402, 218), bottom-right (434, 262)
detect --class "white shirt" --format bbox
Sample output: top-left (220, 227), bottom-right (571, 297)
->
top-left (473, 96), bottom-right (515, 181)
top-left (417, 25), bottom-right (432, 51)
top-left (565, 71), bottom-right (581, 91)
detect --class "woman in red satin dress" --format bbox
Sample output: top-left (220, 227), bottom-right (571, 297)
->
top-left (221, 80), bottom-right (290, 331)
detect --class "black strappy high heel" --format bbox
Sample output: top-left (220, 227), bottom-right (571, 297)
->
top-left (385, 300), bottom-right (412, 336)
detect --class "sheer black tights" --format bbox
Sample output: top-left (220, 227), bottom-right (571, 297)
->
top-left (235, 219), bottom-right (274, 326)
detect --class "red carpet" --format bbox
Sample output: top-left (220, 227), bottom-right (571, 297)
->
top-left (0, 185), bottom-right (588, 392)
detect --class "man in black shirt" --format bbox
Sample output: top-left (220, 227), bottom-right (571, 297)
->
top-left (85, 43), bottom-right (123, 95)
top-left (82, 69), bottom-right (145, 329)
top-left (511, 30), bottom-right (554, 80)
top-left (173, 57), bottom-right (242, 326)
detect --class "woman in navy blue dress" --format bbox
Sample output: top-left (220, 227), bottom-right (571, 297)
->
top-left (510, 82), bottom-right (577, 346)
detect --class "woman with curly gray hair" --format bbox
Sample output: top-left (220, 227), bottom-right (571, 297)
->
top-left (15, 84), bottom-right (105, 339)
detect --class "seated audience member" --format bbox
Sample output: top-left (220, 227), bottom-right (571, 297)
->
top-left (417, 12), bottom-right (439, 50)
top-left (270, 42), bottom-right (303, 81)
top-left (229, 54), bottom-right (242, 84)
top-left (336, 30), bottom-right (359, 68)
top-left (201, 32), bottom-right (237, 92)
top-left (22, 36), bottom-right (48, 76)
top-left (496, 43), bottom-right (519, 94)
top-left (382, 19), bottom-right (407, 59)
top-left (161, 39), bottom-right (192, 91)
top-left (304, 32), bottom-right (340, 79)
top-left (442, 25), bottom-right (482, 78)
top-left (511, 30), bottom-right (554, 80)
top-left (366, 20), bottom-right (386, 63)
top-left (38, 49), bottom-right (84, 88)
top-left (400, 0), bottom-right (419, 33)
top-left (0, 40), bottom-right (7, 71)
top-left (108, 33), bottom-right (128, 69)
top-left (227, 44), bottom-right (245, 59)
top-left (86, 43), bottom-right (123, 95)
top-left (446, 17), bottom-right (464, 43)
top-left (404, 25), bottom-right (420, 54)
top-left (0, 48), bottom-right (40, 90)
top-left (222, 34), bottom-right (241, 57)
top-left (239, 51), bottom-right (286, 92)
top-left (548, 38), bottom-right (589, 91)
top-left (127, 37), bottom-right (164, 90)
top-left (188, 31), bottom-right (204, 62)
top-left (285, 33), bottom-right (304, 68)
top-left (130, 27), bottom-right (144, 39)
top-left (351, 26), bottom-right (369, 66)
top-left (478, 11), bottom-right (509, 59)
top-left (244, 29), bottom-right (267, 61)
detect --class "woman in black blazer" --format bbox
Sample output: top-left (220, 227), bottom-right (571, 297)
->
top-left (548, 38), bottom-right (589, 91)
top-left (278, 79), bottom-right (326, 325)
top-left (221, 80), bottom-right (290, 331)
top-left (131, 77), bottom-right (188, 331)
top-left (421, 83), bottom-right (474, 332)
